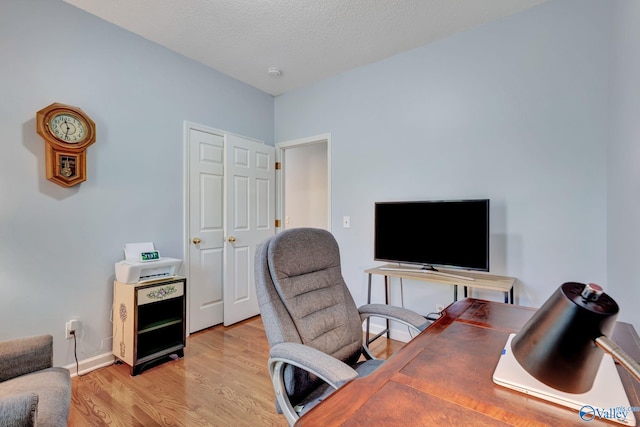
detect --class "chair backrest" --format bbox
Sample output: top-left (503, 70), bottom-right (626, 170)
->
top-left (255, 228), bottom-right (363, 404)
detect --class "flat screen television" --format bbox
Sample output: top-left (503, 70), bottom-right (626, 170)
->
top-left (374, 199), bottom-right (490, 272)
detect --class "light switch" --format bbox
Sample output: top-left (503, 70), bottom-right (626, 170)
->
top-left (343, 216), bottom-right (350, 228)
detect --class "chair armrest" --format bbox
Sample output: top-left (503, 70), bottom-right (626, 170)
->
top-left (0, 335), bottom-right (53, 382)
top-left (359, 303), bottom-right (431, 332)
top-left (268, 342), bottom-right (359, 426)
top-left (0, 393), bottom-right (39, 427)
top-left (269, 342), bottom-right (358, 389)
top-left (359, 304), bottom-right (431, 360)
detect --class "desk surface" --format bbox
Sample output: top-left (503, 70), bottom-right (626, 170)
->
top-left (366, 264), bottom-right (516, 294)
top-left (295, 299), bottom-right (640, 426)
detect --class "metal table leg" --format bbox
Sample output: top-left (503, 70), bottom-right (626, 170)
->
top-left (366, 273), bottom-right (372, 343)
top-left (366, 273), bottom-right (391, 347)
top-left (385, 275), bottom-right (390, 338)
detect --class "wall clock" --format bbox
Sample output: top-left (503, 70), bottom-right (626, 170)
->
top-left (36, 102), bottom-right (96, 187)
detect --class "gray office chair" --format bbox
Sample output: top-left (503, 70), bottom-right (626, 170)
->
top-left (255, 227), bottom-right (430, 426)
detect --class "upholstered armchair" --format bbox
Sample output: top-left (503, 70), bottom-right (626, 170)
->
top-left (255, 228), bottom-right (430, 426)
top-left (0, 335), bottom-right (71, 427)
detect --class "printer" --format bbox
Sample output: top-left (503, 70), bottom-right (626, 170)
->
top-left (115, 242), bottom-right (182, 284)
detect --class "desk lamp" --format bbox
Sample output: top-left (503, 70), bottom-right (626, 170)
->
top-left (493, 282), bottom-right (640, 425)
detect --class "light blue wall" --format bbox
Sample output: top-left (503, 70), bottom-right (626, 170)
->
top-left (2, 0), bottom-right (638, 367)
top-left (608, 1), bottom-right (640, 326)
top-left (275, 0), bottom-right (618, 327)
top-left (0, 0), bottom-right (273, 366)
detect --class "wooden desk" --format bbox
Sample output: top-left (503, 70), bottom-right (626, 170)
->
top-left (366, 264), bottom-right (517, 305)
top-left (295, 299), bottom-right (640, 426)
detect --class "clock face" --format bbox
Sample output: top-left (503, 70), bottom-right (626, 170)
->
top-left (49, 113), bottom-right (87, 143)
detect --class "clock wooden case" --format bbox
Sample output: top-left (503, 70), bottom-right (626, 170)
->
top-left (36, 102), bottom-right (96, 187)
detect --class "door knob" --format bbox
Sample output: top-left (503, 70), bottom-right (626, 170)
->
top-left (192, 237), bottom-right (201, 244)
top-left (228, 236), bottom-right (237, 243)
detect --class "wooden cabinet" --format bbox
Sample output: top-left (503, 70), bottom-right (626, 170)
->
top-left (112, 277), bottom-right (186, 375)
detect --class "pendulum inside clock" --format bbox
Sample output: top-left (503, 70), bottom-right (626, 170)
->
top-left (60, 156), bottom-right (76, 178)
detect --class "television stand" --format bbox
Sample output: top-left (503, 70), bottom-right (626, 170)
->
top-left (378, 266), bottom-right (475, 282)
top-left (368, 264), bottom-right (516, 305)
top-left (364, 264), bottom-right (516, 346)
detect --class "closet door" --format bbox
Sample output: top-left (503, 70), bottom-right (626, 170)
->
top-left (188, 128), bottom-right (224, 332)
top-left (186, 125), bottom-right (275, 332)
top-left (223, 133), bottom-right (275, 326)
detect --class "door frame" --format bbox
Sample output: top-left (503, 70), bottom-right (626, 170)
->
top-left (276, 133), bottom-right (332, 232)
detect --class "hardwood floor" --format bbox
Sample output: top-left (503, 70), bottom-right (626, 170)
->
top-left (69, 316), bottom-right (403, 426)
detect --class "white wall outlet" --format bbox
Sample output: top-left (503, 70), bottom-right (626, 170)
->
top-left (65, 319), bottom-right (80, 339)
top-left (343, 216), bottom-right (350, 228)
top-left (436, 304), bottom-right (446, 313)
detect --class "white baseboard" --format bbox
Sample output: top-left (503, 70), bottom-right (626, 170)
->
top-left (64, 352), bottom-right (115, 377)
top-left (65, 327), bottom-right (413, 376)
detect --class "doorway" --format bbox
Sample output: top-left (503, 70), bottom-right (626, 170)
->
top-left (277, 134), bottom-right (331, 231)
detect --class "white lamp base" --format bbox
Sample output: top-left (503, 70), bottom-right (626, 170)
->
top-left (493, 334), bottom-right (636, 426)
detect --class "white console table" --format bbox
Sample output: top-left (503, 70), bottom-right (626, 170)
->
top-left (365, 263), bottom-right (516, 305)
top-left (364, 264), bottom-right (516, 344)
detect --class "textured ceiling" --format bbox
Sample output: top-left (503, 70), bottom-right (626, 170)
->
top-left (63, 0), bottom-right (549, 96)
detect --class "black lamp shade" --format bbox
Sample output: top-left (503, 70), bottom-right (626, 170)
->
top-left (511, 282), bottom-right (619, 394)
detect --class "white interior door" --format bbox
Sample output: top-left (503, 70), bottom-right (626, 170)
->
top-left (224, 133), bottom-right (275, 326)
top-left (188, 129), bottom-right (224, 333)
